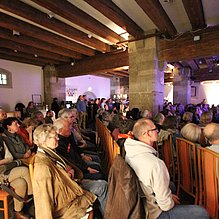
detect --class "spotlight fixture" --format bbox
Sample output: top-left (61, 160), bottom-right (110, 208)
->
top-left (13, 30), bottom-right (20, 36)
top-left (34, 54), bottom-right (38, 58)
top-left (14, 50), bottom-right (17, 53)
top-left (167, 63), bottom-right (174, 70)
top-left (47, 12), bottom-right (55, 19)
top-left (88, 34), bottom-right (92, 39)
top-left (70, 61), bottom-right (75, 66)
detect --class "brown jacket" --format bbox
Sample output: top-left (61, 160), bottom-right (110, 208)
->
top-left (105, 155), bottom-right (146, 219)
top-left (33, 150), bottom-right (96, 219)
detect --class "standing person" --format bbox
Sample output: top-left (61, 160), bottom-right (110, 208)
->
top-left (25, 101), bottom-right (36, 118)
top-left (51, 97), bottom-right (60, 119)
top-left (124, 118), bottom-right (209, 219)
top-left (32, 124), bottom-right (96, 219)
top-left (76, 95), bottom-right (87, 129)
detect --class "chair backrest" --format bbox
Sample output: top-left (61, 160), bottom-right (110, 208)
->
top-left (159, 133), bottom-right (176, 182)
top-left (176, 137), bottom-right (199, 204)
top-left (197, 147), bottom-right (219, 219)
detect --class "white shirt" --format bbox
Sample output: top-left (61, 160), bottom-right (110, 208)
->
top-left (207, 144), bottom-right (219, 153)
top-left (124, 138), bottom-right (174, 219)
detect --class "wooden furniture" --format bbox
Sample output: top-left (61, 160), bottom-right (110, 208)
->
top-left (176, 137), bottom-right (199, 204)
top-left (197, 147), bottom-right (219, 219)
top-left (0, 190), bottom-right (9, 219)
top-left (159, 133), bottom-right (176, 182)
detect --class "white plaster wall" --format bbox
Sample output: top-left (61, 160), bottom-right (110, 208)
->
top-left (0, 59), bottom-right (43, 111)
top-left (65, 75), bottom-right (110, 102)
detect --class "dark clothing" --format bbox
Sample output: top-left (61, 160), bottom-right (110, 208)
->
top-left (105, 155), bottom-right (146, 219)
top-left (57, 134), bottom-right (102, 180)
top-left (44, 116), bottom-right (53, 124)
top-left (51, 101), bottom-right (60, 119)
top-left (3, 131), bottom-right (29, 159)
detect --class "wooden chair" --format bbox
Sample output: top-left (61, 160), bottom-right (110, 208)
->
top-left (159, 133), bottom-right (176, 182)
top-left (176, 137), bottom-right (199, 204)
top-left (197, 147), bottom-right (219, 219)
top-left (0, 190), bottom-right (9, 219)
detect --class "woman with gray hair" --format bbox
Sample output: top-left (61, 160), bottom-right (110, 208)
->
top-left (32, 124), bottom-right (96, 219)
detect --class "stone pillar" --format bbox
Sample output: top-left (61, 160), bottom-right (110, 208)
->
top-left (110, 76), bottom-right (120, 98)
top-left (128, 37), bottom-right (164, 115)
top-left (173, 67), bottom-right (191, 105)
top-left (43, 64), bottom-right (65, 108)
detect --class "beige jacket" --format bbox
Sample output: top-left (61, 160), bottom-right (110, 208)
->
top-left (33, 150), bottom-right (96, 219)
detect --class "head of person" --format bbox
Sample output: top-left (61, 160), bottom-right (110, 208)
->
top-left (53, 118), bottom-right (71, 137)
top-left (133, 119), bottom-right (158, 146)
top-left (180, 123), bottom-right (202, 143)
top-left (3, 117), bottom-right (20, 133)
top-left (58, 108), bottom-right (76, 125)
top-left (33, 124), bottom-right (58, 149)
top-left (46, 110), bottom-right (54, 118)
top-left (153, 113), bottom-right (165, 125)
top-left (204, 123), bottom-right (219, 144)
top-left (141, 109), bottom-right (152, 119)
top-left (0, 108), bottom-right (7, 122)
top-left (32, 110), bottom-right (45, 124)
top-left (20, 117), bottom-right (38, 129)
top-left (200, 111), bottom-right (213, 125)
top-left (27, 101), bottom-right (34, 108)
top-left (182, 111), bottom-right (193, 123)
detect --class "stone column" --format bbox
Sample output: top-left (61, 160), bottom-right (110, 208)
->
top-left (110, 76), bottom-right (120, 98)
top-left (128, 37), bottom-right (164, 115)
top-left (173, 67), bottom-right (191, 105)
top-left (43, 64), bottom-right (65, 108)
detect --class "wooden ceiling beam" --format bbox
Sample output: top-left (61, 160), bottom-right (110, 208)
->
top-left (0, 28), bottom-right (82, 59)
top-left (0, 12), bottom-right (94, 56)
top-left (0, 53), bottom-right (45, 66)
top-left (182, 0), bottom-right (206, 30)
top-left (31, 0), bottom-right (124, 44)
top-left (135, 0), bottom-right (177, 38)
top-left (0, 47), bottom-right (61, 65)
top-left (0, 39), bottom-right (71, 62)
top-left (57, 50), bottom-right (129, 77)
top-left (84, 0), bottom-right (144, 39)
top-left (159, 26), bottom-right (219, 62)
top-left (193, 67), bottom-right (219, 81)
top-left (0, 0), bottom-right (109, 53)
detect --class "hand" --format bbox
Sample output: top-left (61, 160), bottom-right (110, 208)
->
top-left (82, 155), bottom-right (92, 161)
top-left (172, 194), bottom-right (180, 205)
top-left (67, 169), bottom-right (75, 179)
top-left (23, 149), bottom-right (31, 158)
top-left (87, 167), bottom-right (99, 174)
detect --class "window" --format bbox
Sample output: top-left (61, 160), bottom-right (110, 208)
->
top-left (0, 68), bottom-right (12, 88)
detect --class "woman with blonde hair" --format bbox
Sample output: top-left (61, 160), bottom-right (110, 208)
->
top-left (32, 124), bottom-right (96, 219)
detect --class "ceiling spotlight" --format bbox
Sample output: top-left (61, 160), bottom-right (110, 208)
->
top-left (167, 63), bottom-right (174, 69)
top-left (13, 30), bottom-right (20, 36)
top-left (47, 12), bottom-right (55, 19)
top-left (34, 54), bottom-right (38, 58)
top-left (88, 34), bottom-right (92, 39)
top-left (14, 50), bottom-right (17, 53)
top-left (70, 61), bottom-right (75, 66)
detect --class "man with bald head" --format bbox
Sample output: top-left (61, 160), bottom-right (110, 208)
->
top-left (124, 118), bottom-right (209, 219)
top-left (204, 123), bottom-right (219, 153)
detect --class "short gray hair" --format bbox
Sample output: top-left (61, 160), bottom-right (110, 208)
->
top-left (133, 118), bottom-right (153, 139)
top-left (53, 118), bottom-right (66, 133)
top-left (58, 108), bottom-right (72, 118)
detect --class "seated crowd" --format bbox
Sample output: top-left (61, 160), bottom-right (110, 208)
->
top-left (0, 96), bottom-right (219, 219)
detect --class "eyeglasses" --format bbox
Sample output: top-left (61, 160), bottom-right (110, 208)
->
top-left (143, 127), bottom-right (158, 135)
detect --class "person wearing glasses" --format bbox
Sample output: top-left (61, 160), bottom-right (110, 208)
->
top-left (124, 118), bottom-right (209, 219)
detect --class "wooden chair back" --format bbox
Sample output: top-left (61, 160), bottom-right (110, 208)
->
top-left (159, 133), bottom-right (176, 182)
top-left (0, 190), bottom-right (9, 219)
top-left (176, 137), bottom-right (199, 204)
top-left (197, 147), bottom-right (219, 219)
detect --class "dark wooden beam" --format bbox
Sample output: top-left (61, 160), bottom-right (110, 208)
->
top-left (0, 0), bottom-right (109, 52)
top-left (84, 0), bottom-right (144, 39)
top-left (182, 0), bottom-right (206, 30)
top-left (135, 0), bottom-right (177, 38)
top-left (0, 12), bottom-right (94, 56)
top-left (31, 0), bottom-right (124, 44)
top-left (0, 53), bottom-right (45, 66)
top-left (57, 50), bottom-right (129, 77)
top-left (0, 39), bottom-right (71, 62)
top-left (0, 28), bottom-right (82, 59)
top-left (193, 67), bottom-right (219, 81)
top-left (0, 47), bottom-right (61, 65)
top-left (159, 26), bottom-right (219, 62)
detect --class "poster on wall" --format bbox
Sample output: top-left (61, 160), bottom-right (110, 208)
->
top-left (66, 88), bottom-right (78, 103)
